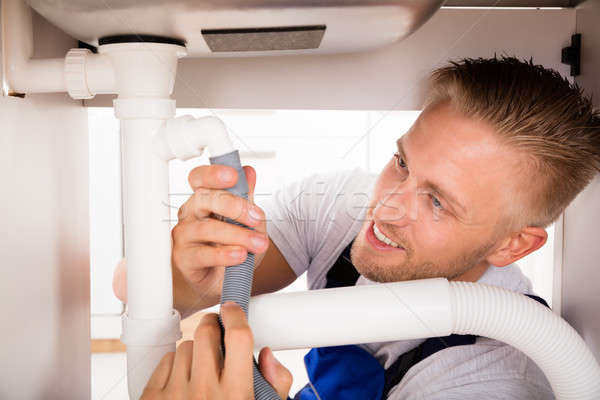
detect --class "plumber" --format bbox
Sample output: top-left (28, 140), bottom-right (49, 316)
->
top-left (114, 56), bottom-right (600, 399)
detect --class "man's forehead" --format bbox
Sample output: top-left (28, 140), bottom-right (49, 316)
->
top-left (399, 107), bottom-right (514, 220)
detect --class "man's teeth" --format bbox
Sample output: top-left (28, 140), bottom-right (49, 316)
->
top-left (373, 224), bottom-right (401, 248)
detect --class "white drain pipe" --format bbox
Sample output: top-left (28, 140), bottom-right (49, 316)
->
top-left (72, 40), bottom-right (237, 398)
top-left (98, 42), bottom-right (187, 400)
top-left (101, 43), bottom-right (244, 399)
top-left (248, 279), bottom-right (600, 400)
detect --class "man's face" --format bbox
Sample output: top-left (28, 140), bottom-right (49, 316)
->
top-left (351, 101), bottom-right (521, 282)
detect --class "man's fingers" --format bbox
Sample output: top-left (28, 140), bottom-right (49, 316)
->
top-left (220, 302), bottom-right (254, 393)
top-left (173, 243), bottom-right (248, 274)
top-left (191, 313), bottom-right (222, 387)
top-left (168, 340), bottom-right (194, 386)
top-left (188, 165), bottom-right (238, 192)
top-left (258, 347), bottom-right (293, 400)
top-left (173, 218), bottom-right (268, 254)
top-left (177, 189), bottom-right (263, 227)
top-left (180, 188), bottom-right (265, 228)
top-left (144, 351), bottom-right (175, 392)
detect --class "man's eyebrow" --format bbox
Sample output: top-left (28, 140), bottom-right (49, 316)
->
top-left (396, 138), bottom-right (467, 215)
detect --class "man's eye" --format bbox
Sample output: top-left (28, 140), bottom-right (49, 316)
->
top-left (431, 195), bottom-right (443, 210)
top-left (394, 152), bottom-right (407, 169)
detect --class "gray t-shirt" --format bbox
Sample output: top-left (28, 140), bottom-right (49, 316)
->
top-left (261, 169), bottom-right (554, 399)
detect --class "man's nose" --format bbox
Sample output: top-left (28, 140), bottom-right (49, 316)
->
top-left (373, 176), bottom-right (418, 226)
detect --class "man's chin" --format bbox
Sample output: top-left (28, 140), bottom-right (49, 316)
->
top-left (350, 249), bottom-right (407, 283)
top-left (357, 267), bottom-right (393, 283)
top-left (351, 239), bottom-right (409, 280)
top-left (354, 261), bottom-right (411, 283)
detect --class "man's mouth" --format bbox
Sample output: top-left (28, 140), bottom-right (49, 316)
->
top-left (366, 221), bottom-right (404, 252)
top-left (374, 223), bottom-right (401, 247)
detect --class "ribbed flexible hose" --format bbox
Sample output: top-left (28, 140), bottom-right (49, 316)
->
top-left (210, 150), bottom-right (280, 400)
top-left (450, 281), bottom-right (600, 399)
top-left (248, 279), bottom-right (600, 399)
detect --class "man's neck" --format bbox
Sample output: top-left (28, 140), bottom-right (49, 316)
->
top-left (451, 261), bottom-right (490, 282)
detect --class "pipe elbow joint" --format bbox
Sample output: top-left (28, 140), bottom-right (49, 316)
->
top-left (153, 115), bottom-right (234, 161)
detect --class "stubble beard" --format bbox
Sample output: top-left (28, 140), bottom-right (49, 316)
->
top-left (349, 228), bottom-right (496, 283)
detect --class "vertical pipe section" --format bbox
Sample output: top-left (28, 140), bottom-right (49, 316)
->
top-left (120, 118), bottom-right (173, 318)
top-left (102, 42), bottom-right (186, 399)
top-left (117, 99), bottom-right (182, 400)
top-left (119, 114), bottom-right (181, 400)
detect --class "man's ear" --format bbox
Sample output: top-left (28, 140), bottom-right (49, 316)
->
top-left (486, 227), bottom-right (548, 267)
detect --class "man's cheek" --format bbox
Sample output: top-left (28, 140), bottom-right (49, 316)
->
top-left (419, 222), bottom-right (455, 251)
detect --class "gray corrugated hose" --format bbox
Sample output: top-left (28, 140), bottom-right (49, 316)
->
top-left (210, 150), bottom-right (281, 400)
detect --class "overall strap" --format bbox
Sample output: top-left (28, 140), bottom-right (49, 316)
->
top-left (381, 334), bottom-right (477, 397)
top-left (325, 241), bottom-right (359, 288)
top-left (381, 293), bottom-right (549, 397)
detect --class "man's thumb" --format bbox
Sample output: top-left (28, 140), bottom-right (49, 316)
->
top-left (258, 347), bottom-right (293, 400)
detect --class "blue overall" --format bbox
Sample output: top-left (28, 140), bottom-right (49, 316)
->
top-left (292, 241), bottom-right (549, 400)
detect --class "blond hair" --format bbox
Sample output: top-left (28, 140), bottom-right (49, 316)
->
top-left (424, 56), bottom-right (600, 229)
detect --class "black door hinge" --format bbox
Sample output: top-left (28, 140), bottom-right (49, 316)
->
top-left (561, 34), bottom-right (581, 77)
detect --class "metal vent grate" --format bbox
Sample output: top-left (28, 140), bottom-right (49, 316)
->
top-left (202, 25), bottom-right (326, 52)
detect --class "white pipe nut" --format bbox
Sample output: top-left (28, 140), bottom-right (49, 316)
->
top-left (65, 48), bottom-right (94, 99)
top-left (121, 310), bottom-right (182, 346)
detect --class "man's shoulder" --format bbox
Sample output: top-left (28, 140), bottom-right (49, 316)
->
top-left (479, 263), bottom-right (534, 295)
top-left (289, 168), bottom-right (376, 226)
top-left (299, 168), bottom-right (376, 194)
top-left (389, 338), bottom-right (554, 399)
top-left (313, 168), bottom-right (376, 214)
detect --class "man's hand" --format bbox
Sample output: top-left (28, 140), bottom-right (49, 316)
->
top-left (141, 302), bottom-right (292, 400)
top-left (112, 165), bottom-right (270, 315)
top-left (172, 165), bottom-right (268, 310)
